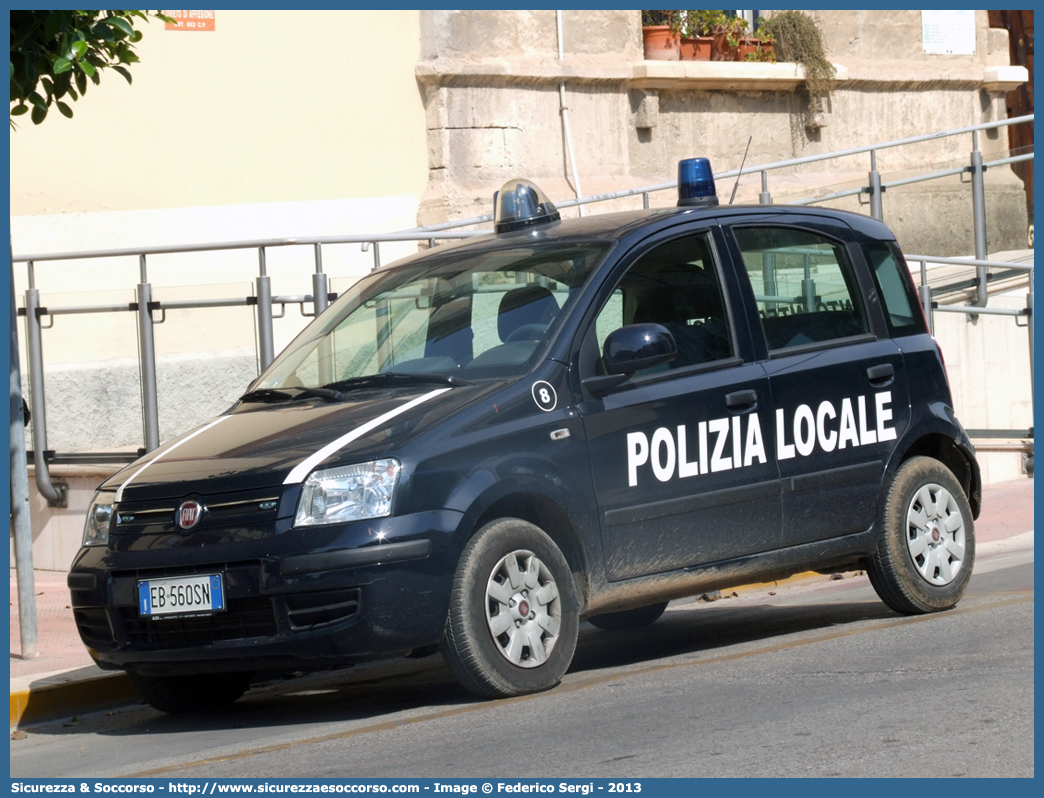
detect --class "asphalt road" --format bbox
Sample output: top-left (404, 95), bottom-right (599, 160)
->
top-left (11, 539), bottom-right (1033, 779)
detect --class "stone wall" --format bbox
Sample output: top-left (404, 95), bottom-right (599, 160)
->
top-left (416, 10), bottom-right (1030, 255)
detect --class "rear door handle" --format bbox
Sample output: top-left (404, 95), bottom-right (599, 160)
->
top-left (725, 389), bottom-right (757, 411)
top-left (867, 363), bottom-right (895, 385)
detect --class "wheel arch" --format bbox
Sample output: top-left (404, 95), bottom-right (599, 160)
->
top-left (470, 491), bottom-right (590, 614)
top-left (895, 432), bottom-right (981, 519)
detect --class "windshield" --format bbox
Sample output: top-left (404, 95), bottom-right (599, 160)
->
top-left (256, 241), bottom-right (612, 391)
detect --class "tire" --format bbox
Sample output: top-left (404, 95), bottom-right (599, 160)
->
top-left (588, 601), bottom-right (669, 631)
top-left (129, 671), bottom-right (253, 714)
top-left (867, 456), bottom-right (975, 615)
top-left (441, 518), bottom-right (580, 698)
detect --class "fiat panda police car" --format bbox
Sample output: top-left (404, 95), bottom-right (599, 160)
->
top-left (69, 159), bottom-right (980, 713)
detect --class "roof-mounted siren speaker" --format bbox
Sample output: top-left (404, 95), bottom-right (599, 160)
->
top-left (494, 179), bottom-right (561, 234)
top-left (677, 158), bottom-right (719, 208)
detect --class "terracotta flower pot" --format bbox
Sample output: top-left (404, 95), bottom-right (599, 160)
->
top-left (642, 25), bottom-right (680, 61)
top-left (680, 35), bottom-right (713, 61)
top-left (709, 33), bottom-right (737, 61)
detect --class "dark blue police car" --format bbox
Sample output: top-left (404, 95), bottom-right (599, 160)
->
top-left (69, 160), bottom-right (980, 712)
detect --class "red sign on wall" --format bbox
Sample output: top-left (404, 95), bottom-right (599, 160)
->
top-left (164, 10), bottom-right (216, 31)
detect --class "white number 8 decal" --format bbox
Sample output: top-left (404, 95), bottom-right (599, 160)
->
top-left (531, 381), bottom-right (557, 412)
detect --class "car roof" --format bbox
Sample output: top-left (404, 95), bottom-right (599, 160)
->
top-left (391, 202), bottom-right (897, 270)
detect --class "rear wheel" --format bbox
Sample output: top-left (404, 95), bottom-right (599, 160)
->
top-left (129, 671), bottom-right (253, 714)
top-left (441, 518), bottom-right (579, 698)
top-left (867, 456), bottom-right (974, 615)
top-left (588, 601), bottom-right (669, 631)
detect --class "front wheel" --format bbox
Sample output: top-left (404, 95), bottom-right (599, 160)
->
top-left (867, 456), bottom-right (974, 615)
top-left (441, 518), bottom-right (579, 698)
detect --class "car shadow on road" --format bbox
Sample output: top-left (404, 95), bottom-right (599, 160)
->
top-left (23, 594), bottom-right (901, 743)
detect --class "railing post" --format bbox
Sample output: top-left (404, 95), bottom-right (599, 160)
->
top-left (1027, 265), bottom-right (1034, 409)
top-left (312, 243), bottom-right (333, 385)
top-left (918, 259), bottom-right (934, 334)
top-left (11, 256), bottom-right (38, 659)
top-left (759, 170), bottom-right (772, 204)
top-left (371, 242), bottom-right (381, 272)
top-left (256, 247), bottom-right (275, 371)
top-left (868, 150), bottom-right (883, 221)
top-left (312, 244), bottom-right (329, 316)
top-left (643, 192), bottom-right (650, 210)
top-left (136, 254), bottom-right (160, 452)
top-left (24, 262), bottom-right (63, 504)
top-left (970, 130), bottom-right (989, 307)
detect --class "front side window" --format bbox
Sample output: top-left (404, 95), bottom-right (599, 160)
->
top-left (591, 232), bottom-right (733, 374)
top-left (258, 242), bottom-right (611, 389)
top-left (733, 226), bottom-right (869, 351)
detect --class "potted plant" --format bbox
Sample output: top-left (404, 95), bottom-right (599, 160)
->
top-left (740, 31), bottom-right (775, 62)
top-left (758, 11), bottom-right (835, 94)
top-left (680, 10), bottom-right (718, 61)
top-left (641, 10), bottom-right (682, 61)
top-left (714, 14), bottom-right (749, 61)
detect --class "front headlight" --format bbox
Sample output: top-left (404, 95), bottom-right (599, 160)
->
top-left (294, 459), bottom-right (401, 527)
top-left (82, 491), bottom-right (116, 547)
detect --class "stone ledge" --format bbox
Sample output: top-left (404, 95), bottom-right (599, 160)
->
top-left (631, 60), bottom-right (848, 92)
top-left (416, 55), bottom-right (633, 86)
top-left (983, 65), bottom-right (1030, 93)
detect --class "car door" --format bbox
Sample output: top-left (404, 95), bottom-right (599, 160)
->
top-left (576, 225), bottom-right (783, 582)
top-left (724, 219), bottom-right (912, 548)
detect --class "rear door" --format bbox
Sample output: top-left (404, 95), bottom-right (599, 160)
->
top-left (723, 218), bottom-right (911, 547)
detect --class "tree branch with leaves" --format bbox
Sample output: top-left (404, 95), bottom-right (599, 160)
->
top-left (10, 10), bottom-right (173, 126)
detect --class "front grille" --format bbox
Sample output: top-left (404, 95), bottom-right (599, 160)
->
top-left (74, 608), bottom-right (114, 647)
top-left (284, 588), bottom-right (361, 630)
top-left (118, 596), bottom-right (278, 648)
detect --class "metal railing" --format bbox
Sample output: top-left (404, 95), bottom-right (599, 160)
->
top-left (10, 115), bottom-right (1034, 504)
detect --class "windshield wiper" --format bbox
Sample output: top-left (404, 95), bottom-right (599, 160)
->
top-left (322, 372), bottom-right (471, 392)
top-left (239, 386), bottom-right (344, 403)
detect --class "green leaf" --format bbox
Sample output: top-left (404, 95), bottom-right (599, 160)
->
top-left (113, 65), bottom-right (132, 85)
top-left (28, 91), bottom-right (46, 110)
top-left (31, 104), bottom-right (46, 124)
top-left (91, 22), bottom-right (114, 41)
top-left (56, 100), bottom-right (72, 118)
top-left (11, 104), bottom-right (28, 116)
top-left (71, 40), bottom-right (88, 59)
top-left (75, 70), bottom-right (87, 95)
top-left (77, 60), bottom-right (95, 78)
top-left (44, 13), bottom-right (62, 42)
top-left (53, 57), bottom-right (72, 74)
top-left (41, 77), bottom-right (54, 98)
top-left (66, 85), bottom-right (77, 100)
top-left (105, 16), bottom-right (135, 37)
top-left (130, 30), bottom-right (143, 43)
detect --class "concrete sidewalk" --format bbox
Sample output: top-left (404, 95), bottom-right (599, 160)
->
top-left (10, 477), bottom-right (1035, 728)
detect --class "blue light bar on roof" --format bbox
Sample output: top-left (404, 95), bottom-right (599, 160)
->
top-left (677, 158), bottom-right (719, 207)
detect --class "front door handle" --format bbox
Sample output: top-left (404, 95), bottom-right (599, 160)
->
top-left (725, 389), bottom-right (757, 411)
top-left (867, 363), bottom-right (895, 385)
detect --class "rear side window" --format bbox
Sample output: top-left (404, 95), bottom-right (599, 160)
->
top-left (732, 226), bottom-right (869, 351)
top-left (864, 242), bottom-right (927, 337)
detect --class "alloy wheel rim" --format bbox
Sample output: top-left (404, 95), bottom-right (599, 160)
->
top-left (905, 483), bottom-right (966, 586)
top-left (484, 549), bottom-right (561, 668)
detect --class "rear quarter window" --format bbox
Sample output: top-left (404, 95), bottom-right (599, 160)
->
top-left (864, 242), bottom-right (927, 337)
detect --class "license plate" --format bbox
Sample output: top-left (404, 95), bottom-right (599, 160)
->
top-left (138, 574), bottom-right (225, 617)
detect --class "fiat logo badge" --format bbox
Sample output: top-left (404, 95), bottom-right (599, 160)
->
top-left (176, 499), bottom-right (204, 532)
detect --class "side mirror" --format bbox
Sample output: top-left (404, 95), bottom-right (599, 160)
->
top-left (583, 323), bottom-right (677, 397)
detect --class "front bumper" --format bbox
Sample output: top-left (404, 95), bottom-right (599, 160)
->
top-left (68, 509), bottom-right (466, 676)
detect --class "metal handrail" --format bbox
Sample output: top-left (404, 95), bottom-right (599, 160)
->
top-left (11, 114), bottom-right (1035, 502)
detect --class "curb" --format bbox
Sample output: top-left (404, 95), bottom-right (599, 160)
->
top-left (11, 667), bottom-right (137, 729)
